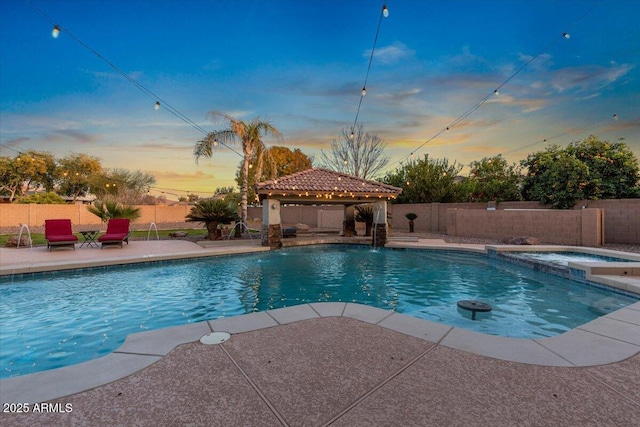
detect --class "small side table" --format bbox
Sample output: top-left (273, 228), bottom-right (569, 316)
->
top-left (79, 230), bottom-right (100, 248)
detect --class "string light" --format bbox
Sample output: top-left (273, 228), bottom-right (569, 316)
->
top-left (154, 101), bottom-right (160, 110)
top-left (613, 114), bottom-right (619, 121)
top-left (28, 1), bottom-right (244, 160)
top-left (386, 3), bottom-right (598, 170)
top-left (563, 32), bottom-right (571, 39)
top-left (348, 2), bottom-right (389, 141)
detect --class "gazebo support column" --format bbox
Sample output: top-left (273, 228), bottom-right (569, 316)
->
top-left (372, 200), bottom-right (388, 247)
top-left (343, 205), bottom-right (357, 237)
top-left (261, 199), bottom-right (282, 249)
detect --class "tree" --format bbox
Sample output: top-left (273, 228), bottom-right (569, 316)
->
top-left (185, 199), bottom-right (237, 240)
top-left (467, 155), bottom-right (522, 204)
top-left (383, 155), bottom-right (463, 203)
top-left (318, 125), bottom-right (389, 180)
top-left (0, 151), bottom-right (57, 201)
top-left (57, 153), bottom-right (103, 201)
top-left (237, 146), bottom-right (313, 203)
top-left (16, 192), bottom-right (66, 204)
top-left (194, 112), bottom-right (281, 225)
top-left (405, 213), bottom-right (418, 232)
top-left (520, 145), bottom-right (589, 209)
top-left (565, 135), bottom-right (639, 199)
top-left (354, 204), bottom-right (374, 236)
top-left (87, 200), bottom-right (141, 223)
top-left (521, 136), bottom-right (639, 209)
top-left (92, 168), bottom-right (156, 204)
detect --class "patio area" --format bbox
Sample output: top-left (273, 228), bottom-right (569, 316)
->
top-left (1, 240), bottom-right (639, 426)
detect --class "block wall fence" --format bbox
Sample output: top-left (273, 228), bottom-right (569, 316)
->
top-left (1, 199), bottom-right (638, 245)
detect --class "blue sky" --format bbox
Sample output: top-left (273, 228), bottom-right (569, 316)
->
top-left (1, 0), bottom-right (639, 199)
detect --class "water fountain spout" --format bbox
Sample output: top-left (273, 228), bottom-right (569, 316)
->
top-left (227, 221), bottom-right (255, 241)
top-left (17, 224), bottom-right (33, 249)
top-left (147, 222), bottom-right (159, 241)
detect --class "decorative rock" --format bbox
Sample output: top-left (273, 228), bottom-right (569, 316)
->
top-left (294, 223), bottom-right (310, 232)
top-left (502, 236), bottom-right (541, 245)
top-left (6, 235), bottom-right (32, 248)
top-left (168, 231), bottom-right (188, 237)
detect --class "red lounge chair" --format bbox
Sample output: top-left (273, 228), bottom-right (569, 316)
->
top-left (44, 219), bottom-right (78, 251)
top-left (98, 218), bottom-right (130, 248)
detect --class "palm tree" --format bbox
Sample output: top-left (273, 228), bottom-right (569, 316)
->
top-left (88, 200), bottom-right (141, 223)
top-left (355, 204), bottom-right (374, 236)
top-left (185, 199), bottom-right (237, 240)
top-left (405, 213), bottom-right (418, 233)
top-left (194, 112), bottom-right (281, 225)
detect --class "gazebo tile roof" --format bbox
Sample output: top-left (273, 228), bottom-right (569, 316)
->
top-left (255, 168), bottom-right (402, 196)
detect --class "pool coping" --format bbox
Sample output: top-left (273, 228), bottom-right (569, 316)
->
top-left (1, 301), bottom-right (639, 405)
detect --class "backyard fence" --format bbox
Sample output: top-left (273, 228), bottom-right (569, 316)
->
top-left (1, 199), bottom-right (638, 245)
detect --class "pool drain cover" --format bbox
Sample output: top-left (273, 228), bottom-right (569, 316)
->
top-left (200, 332), bottom-right (231, 345)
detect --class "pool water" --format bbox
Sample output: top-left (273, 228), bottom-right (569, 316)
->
top-left (1, 246), bottom-right (637, 378)
top-left (506, 251), bottom-right (634, 266)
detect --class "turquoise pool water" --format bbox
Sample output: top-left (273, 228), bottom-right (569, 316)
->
top-left (506, 251), bottom-right (634, 266)
top-left (1, 246), bottom-right (637, 378)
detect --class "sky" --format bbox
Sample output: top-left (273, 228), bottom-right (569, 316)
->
top-left (1, 0), bottom-right (639, 200)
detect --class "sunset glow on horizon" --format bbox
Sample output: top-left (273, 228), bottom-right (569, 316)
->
top-left (1, 0), bottom-right (638, 199)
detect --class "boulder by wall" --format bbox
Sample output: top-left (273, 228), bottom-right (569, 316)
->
top-left (168, 231), bottom-right (188, 237)
top-left (501, 236), bottom-right (541, 245)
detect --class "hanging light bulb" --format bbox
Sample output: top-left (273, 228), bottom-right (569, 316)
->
top-left (349, 131), bottom-right (355, 140)
top-left (213, 139), bottom-right (219, 147)
top-left (249, 162), bottom-right (253, 169)
top-left (613, 114), bottom-right (619, 121)
top-left (382, 4), bottom-right (389, 18)
top-left (52, 25), bottom-right (60, 38)
top-left (343, 159), bottom-right (348, 165)
top-left (494, 89), bottom-right (499, 96)
top-left (446, 127), bottom-right (450, 132)
top-left (563, 32), bottom-right (570, 39)
top-left (361, 87), bottom-right (367, 96)
top-left (154, 101), bottom-right (160, 110)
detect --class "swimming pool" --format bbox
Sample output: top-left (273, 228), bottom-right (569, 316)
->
top-left (1, 245), bottom-right (637, 378)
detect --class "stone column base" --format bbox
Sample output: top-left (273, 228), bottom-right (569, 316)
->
top-left (262, 224), bottom-right (282, 249)
top-left (372, 223), bottom-right (387, 247)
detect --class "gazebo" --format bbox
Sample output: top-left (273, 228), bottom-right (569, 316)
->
top-left (255, 168), bottom-right (402, 248)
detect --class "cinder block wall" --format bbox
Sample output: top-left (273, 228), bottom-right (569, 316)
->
top-left (446, 208), bottom-right (605, 246)
top-left (584, 199), bottom-right (640, 244)
top-left (1, 199), bottom-right (638, 244)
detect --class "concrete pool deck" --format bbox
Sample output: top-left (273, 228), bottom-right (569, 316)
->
top-left (1, 239), bottom-right (640, 426)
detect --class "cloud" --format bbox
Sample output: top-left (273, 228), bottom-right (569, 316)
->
top-left (136, 142), bottom-right (193, 152)
top-left (0, 137), bottom-right (31, 150)
top-left (51, 129), bottom-right (99, 144)
top-left (152, 169), bottom-right (215, 181)
top-left (369, 42), bottom-right (415, 65)
top-left (487, 95), bottom-right (548, 113)
top-left (551, 63), bottom-right (634, 93)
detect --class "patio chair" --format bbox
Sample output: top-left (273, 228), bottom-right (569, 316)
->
top-left (44, 219), bottom-right (78, 251)
top-left (98, 218), bottom-right (130, 248)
